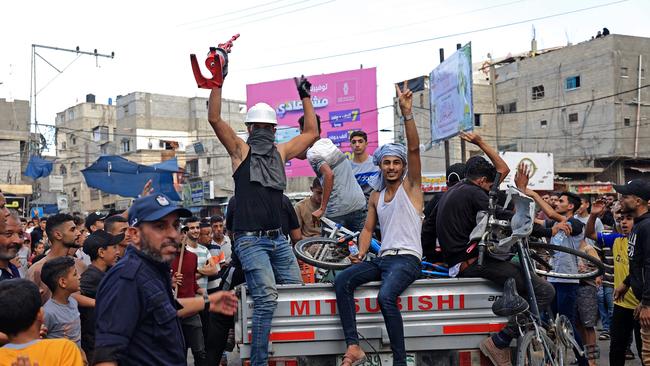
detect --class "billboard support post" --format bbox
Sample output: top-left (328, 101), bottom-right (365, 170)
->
top-left (439, 48), bottom-right (450, 171)
top-left (457, 43), bottom-right (467, 164)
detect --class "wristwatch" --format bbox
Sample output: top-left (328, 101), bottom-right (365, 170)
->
top-left (403, 113), bottom-right (414, 121)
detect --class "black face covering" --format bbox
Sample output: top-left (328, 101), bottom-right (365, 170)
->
top-left (247, 126), bottom-right (287, 191)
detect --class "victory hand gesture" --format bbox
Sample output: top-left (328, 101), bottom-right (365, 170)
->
top-left (395, 81), bottom-right (413, 115)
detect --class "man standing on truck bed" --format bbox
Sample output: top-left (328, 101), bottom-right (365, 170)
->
top-left (207, 73), bottom-right (319, 366)
top-left (334, 81), bottom-right (423, 366)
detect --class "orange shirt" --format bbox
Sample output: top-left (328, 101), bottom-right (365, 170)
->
top-left (0, 338), bottom-right (83, 366)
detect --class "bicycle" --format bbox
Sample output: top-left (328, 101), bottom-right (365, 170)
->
top-left (293, 216), bottom-right (449, 281)
top-left (474, 175), bottom-right (604, 366)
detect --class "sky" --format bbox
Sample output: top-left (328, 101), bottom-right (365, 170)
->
top-left (1, 0), bottom-right (649, 153)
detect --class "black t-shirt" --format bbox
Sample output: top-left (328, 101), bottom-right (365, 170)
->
top-left (281, 195), bottom-right (300, 236)
top-left (232, 149), bottom-right (283, 231)
top-left (435, 180), bottom-right (489, 266)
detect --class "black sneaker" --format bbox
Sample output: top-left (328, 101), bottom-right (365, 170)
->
top-left (626, 348), bottom-right (636, 360)
top-left (598, 331), bottom-right (610, 340)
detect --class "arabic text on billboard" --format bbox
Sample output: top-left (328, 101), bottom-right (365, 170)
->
top-left (430, 43), bottom-right (473, 142)
top-left (247, 68), bottom-right (378, 177)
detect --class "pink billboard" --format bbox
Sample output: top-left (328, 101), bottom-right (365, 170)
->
top-left (246, 68), bottom-right (378, 177)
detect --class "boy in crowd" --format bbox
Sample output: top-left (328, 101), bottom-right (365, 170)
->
top-left (79, 230), bottom-right (122, 363)
top-left (0, 279), bottom-right (83, 365)
top-left (41, 256), bottom-right (83, 351)
top-left (587, 199), bottom-right (644, 365)
top-left (294, 178), bottom-right (324, 238)
top-left (349, 130), bottom-right (380, 200)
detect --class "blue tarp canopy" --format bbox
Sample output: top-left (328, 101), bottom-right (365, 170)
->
top-left (24, 156), bottom-right (53, 179)
top-left (82, 156), bottom-right (181, 201)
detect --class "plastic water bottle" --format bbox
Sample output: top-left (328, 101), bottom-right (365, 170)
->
top-left (348, 241), bottom-right (360, 256)
top-left (550, 230), bottom-right (567, 245)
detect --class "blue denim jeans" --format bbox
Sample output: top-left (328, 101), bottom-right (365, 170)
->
top-left (329, 208), bottom-right (367, 233)
top-left (597, 285), bottom-right (614, 332)
top-left (234, 235), bottom-right (303, 366)
top-left (335, 254), bottom-right (421, 366)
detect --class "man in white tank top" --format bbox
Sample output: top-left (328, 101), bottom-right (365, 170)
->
top-left (334, 81), bottom-right (423, 366)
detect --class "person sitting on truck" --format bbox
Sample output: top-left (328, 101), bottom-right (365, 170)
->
top-left (334, 82), bottom-right (423, 366)
top-left (436, 146), bottom-right (556, 366)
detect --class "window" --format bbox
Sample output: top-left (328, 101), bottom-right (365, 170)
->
top-left (90, 189), bottom-right (99, 201)
top-left (186, 159), bottom-right (199, 177)
top-left (474, 114), bottom-right (481, 127)
top-left (565, 76), bottom-right (581, 90)
top-left (100, 143), bottom-right (108, 155)
top-left (532, 85), bottom-right (545, 100)
top-left (70, 135), bottom-right (77, 145)
top-left (67, 109), bottom-right (75, 120)
top-left (123, 105), bottom-right (129, 115)
top-left (60, 165), bottom-right (67, 175)
top-left (419, 93), bottom-right (424, 108)
top-left (624, 117), bottom-right (631, 126)
top-left (540, 120), bottom-right (548, 129)
top-left (71, 162), bottom-right (78, 175)
top-left (206, 157), bottom-right (212, 165)
top-left (61, 141), bottom-right (67, 150)
top-left (121, 139), bottom-right (131, 152)
top-left (621, 67), bottom-right (629, 77)
top-left (569, 113), bottom-right (579, 123)
top-left (72, 188), bottom-right (78, 199)
top-left (93, 126), bottom-right (109, 142)
top-left (497, 102), bottom-right (517, 114)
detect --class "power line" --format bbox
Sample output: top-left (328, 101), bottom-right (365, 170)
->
top-left (177, 0), bottom-right (289, 27)
top-left (244, 0), bottom-right (629, 70)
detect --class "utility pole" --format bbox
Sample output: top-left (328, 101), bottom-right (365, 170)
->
top-left (29, 44), bottom-right (114, 154)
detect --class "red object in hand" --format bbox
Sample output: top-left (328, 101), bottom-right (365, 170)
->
top-left (190, 34), bottom-right (240, 89)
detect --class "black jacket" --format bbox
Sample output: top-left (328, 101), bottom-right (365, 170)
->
top-left (626, 212), bottom-right (650, 306)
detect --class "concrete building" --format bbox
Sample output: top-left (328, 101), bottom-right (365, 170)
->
top-left (0, 99), bottom-right (31, 184)
top-left (55, 94), bottom-right (117, 214)
top-left (116, 92), bottom-right (246, 215)
top-left (395, 34), bottom-right (650, 188)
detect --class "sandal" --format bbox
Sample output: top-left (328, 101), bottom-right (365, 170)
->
top-left (340, 352), bottom-right (367, 366)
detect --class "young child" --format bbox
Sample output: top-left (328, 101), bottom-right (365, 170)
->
top-left (79, 230), bottom-right (121, 363)
top-left (0, 278), bottom-right (82, 365)
top-left (40, 256), bottom-right (82, 349)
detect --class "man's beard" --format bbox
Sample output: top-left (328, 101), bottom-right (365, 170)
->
top-left (64, 240), bottom-right (81, 249)
top-left (0, 245), bottom-right (19, 260)
top-left (140, 235), bottom-right (178, 264)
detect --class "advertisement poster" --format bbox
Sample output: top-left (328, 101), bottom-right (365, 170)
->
top-left (421, 173), bottom-right (447, 193)
top-left (247, 68), bottom-right (378, 177)
top-left (499, 152), bottom-right (555, 191)
top-left (429, 43), bottom-right (473, 142)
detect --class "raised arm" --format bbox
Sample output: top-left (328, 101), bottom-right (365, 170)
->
top-left (208, 87), bottom-right (247, 166)
top-left (585, 200), bottom-right (606, 241)
top-left (312, 164), bottom-right (333, 225)
top-left (278, 76), bottom-right (319, 161)
top-left (460, 131), bottom-right (510, 183)
top-left (396, 81), bottom-right (421, 188)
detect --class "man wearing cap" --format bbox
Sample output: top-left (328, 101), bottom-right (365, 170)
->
top-left (614, 180), bottom-right (650, 363)
top-left (208, 74), bottom-right (318, 365)
top-left (79, 230), bottom-right (122, 362)
top-left (334, 82), bottom-right (423, 366)
top-left (93, 194), bottom-right (238, 366)
top-left (85, 212), bottom-right (107, 234)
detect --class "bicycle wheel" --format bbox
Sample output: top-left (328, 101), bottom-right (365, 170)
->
top-left (293, 237), bottom-right (352, 270)
top-left (527, 242), bottom-right (604, 280)
top-left (517, 329), bottom-right (557, 366)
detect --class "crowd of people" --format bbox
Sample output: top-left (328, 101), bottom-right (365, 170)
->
top-left (0, 71), bottom-right (649, 366)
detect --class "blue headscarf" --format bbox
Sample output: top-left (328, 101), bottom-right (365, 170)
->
top-left (368, 143), bottom-right (408, 192)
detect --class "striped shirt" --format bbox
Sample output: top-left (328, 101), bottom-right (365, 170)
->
top-left (185, 243), bottom-right (212, 291)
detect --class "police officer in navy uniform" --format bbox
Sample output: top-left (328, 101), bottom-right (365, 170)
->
top-left (93, 194), bottom-right (237, 366)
